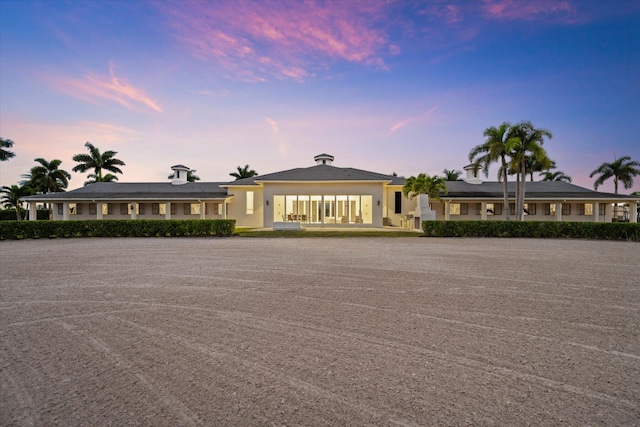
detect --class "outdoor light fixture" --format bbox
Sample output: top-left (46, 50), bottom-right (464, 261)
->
top-left (266, 200), bottom-right (269, 206)
top-left (377, 200), bottom-right (380, 206)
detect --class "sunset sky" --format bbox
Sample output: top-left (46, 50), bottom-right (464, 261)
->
top-left (1, 0), bottom-right (639, 193)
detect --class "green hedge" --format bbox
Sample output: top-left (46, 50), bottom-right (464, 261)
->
top-left (422, 220), bottom-right (640, 241)
top-left (0, 219), bottom-right (235, 240)
top-left (0, 209), bottom-right (50, 221)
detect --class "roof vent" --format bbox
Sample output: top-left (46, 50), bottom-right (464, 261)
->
top-left (463, 164), bottom-right (483, 184)
top-left (171, 164), bottom-right (190, 185)
top-left (314, 153), bottom-right (334, 165)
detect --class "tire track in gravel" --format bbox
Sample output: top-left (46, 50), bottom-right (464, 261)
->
top-left (57, 320), bottom-right (204, 426)
top-left (105, 315), bottom-right (417, 426)
top-left (203, 309), bottom-right (639, 410)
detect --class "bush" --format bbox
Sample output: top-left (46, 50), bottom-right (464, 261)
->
top-left (0, 209), bottom-right (50, 221)
top-left (0, 219), bottom-right (235, 240)
top-left (422, 220), bottom-right (640, 241)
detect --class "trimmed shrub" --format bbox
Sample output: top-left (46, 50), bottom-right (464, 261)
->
top-left (0, 209), bottom-right (50, 221)
top-left (0, 219), bottom-right (235, 240)
top-left (422, 220), bottom-right (640, 241)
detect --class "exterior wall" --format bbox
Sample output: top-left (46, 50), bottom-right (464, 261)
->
top-left (259, 182), bottom-right (384, 228)
top-left (51, 201), bottom-right (226, 221)
top-left (383, 185), bottom-right (414, 227)
top-left (226, 187), bottom-right (265, 227)
top-left (429, 201), bottom-right (616, 222)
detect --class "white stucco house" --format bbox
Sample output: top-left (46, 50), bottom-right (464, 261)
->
top-left (21, 154), bottom-right (639, 228)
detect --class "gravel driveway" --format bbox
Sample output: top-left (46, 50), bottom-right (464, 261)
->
top-left (1, 237), bottom-right (639, 426)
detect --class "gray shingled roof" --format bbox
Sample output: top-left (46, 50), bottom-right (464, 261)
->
top-left (443, 181), bottom-right (638, 200)
top-left (227, 164), bottom-right (405, 185)
top-left (21, 182), bottom-right (229, 201)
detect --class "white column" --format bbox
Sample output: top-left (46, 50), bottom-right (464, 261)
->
top-left (97, 203), bottom-right (103, 220)
top-left (631, 202), bottom-right (638, 223)
top-left (130, 203), bottom-right (137, 220)
top-left (555, 202), bottom-right (562, 222)
top-left (444, 201), bottom-right (450, 221)
top-left (481, 202), bottom-right (487, 220)
top-left (200, 201), bottom-right (205, 219)
top-left (165, 202), bottom-right (171, 219)
top-left (29, 202), bottom-right (37, 221)
top-left (62, 202), bottom-right (69, 220)
top-left (222, 201), bottom-right (227, 219)
top-left (593, 202), bottom-right (599, 222)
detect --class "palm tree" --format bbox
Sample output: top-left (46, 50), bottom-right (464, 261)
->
top-left (72, 142), bottom-right (126, 185)
top-left (28, 158), bottom-right (71, 194)
top-left (442, 169), bottom-right (462, 181)
top-left (230, 165), bottom-right (258, 180)
top-left (540, 170), bottom-right (572, 183)
top-left (1, 185), bottom-right (32, 220)
top-left (469, 122), bottom-right (517, 220)
top-left (0, 138), bottom-right (15, 161)
top-left (507, 121), bottom-right (552, 220)
top-left (589, 156), bottom-right (640, 193)
top-left (402, 173), bottom-right (448, 202)
top-left (168, 170), bottom-right (200, 182)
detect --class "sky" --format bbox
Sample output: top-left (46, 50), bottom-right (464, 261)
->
top-left (1, 0), bottom-right (639, 193)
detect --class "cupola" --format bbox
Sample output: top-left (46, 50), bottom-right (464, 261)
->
top-left (314, 153), bottom-right (334, 165)
top-left (171, 164), bottom-right (190, 185)
top-left (463, 164), bottom-right (483, 184)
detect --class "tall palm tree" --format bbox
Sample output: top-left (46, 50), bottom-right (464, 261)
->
top-left (0, 137), bottom-right (15, 161)
top-left (442, 169), bottom-right (462, 181)
top-left (540, 170), bottom-right (572, 183)
top-left (1, 185), bottom-right (32, 220)
top-left (72, 142), bottom-right (126, 185)
top-left (402, 173), bottom-right (448, 202)
top-left (589, 156), bottom-right (640, 193)
top-left (469, 122), bottom-right (518, 220)
top-left (507, 121), bottom-right (552, 220)
top-left (28, 158), bottom-right (71, 194)
top-left (230, 165), bottom-right (258, 180)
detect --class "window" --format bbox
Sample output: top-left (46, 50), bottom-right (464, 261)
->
top-left (57, 204), bottom-right (63, 215)
top-left (562, 203), bottom-right (571, 215)
top-left (486, 203), bottom-right (502, 216)
top-left (524, 203), bottom-right (536, 215)
top-left (76, 203), bottom-right (83, 215)
top-left (170, 203), bottom-right (177, 215)
top-left (599, 203), bottom-right (606, 216)
top-left (449, 203), bottom-right (461, 215)
top-left (120, 203), bottom-right (128, 215)
top-left (152, 203), bottom-right (167, 215)
top-left (138, 204), bottom-right (145, 215)
top-left (190, 203), bottom-right (201, 215)
top-left (69, 203), bottom-right (77, 215)
top-left (89, 204), bottom-right (97, 215)
top-left (394, 191), bottom-right (402, 214)
top-left (578, 203), bottom-right (593, 216)
top-left (475, 203), bottom-right (482, 215)
top-left (184, 203), bottom-right (190, 215)
top-left (460, 203), bottom-right (468, 215)
top-left (544, 203), bottom-right (557, 215)
top-left (246, 191), bottom-right (254, 215)
top-left (509, 203), bottom-right (516, 216)
top-left (102, 203), bottom-right (113, 215)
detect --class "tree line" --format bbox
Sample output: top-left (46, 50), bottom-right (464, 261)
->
top-left (402, 121), bottom-right (639, 221)
top-left (0, 138), bottom-right (259, 220)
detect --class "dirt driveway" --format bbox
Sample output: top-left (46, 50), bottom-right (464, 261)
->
top-left (1, 237), bottom-right (639, 426)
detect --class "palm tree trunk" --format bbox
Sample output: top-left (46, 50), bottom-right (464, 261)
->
top-left (501, 155), bottom-right (510, 220)
top-left (519, 159), bottom-right (527, 221)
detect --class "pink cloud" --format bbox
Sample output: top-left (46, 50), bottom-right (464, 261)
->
top-left (482, 0), bottom-right (579, 23)
top-left (55, 62), bottom-right (163, 112)
top-left (157, 0), bottom-right (393, 81)
top-left (389, 107), bottom-right (437, 135)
